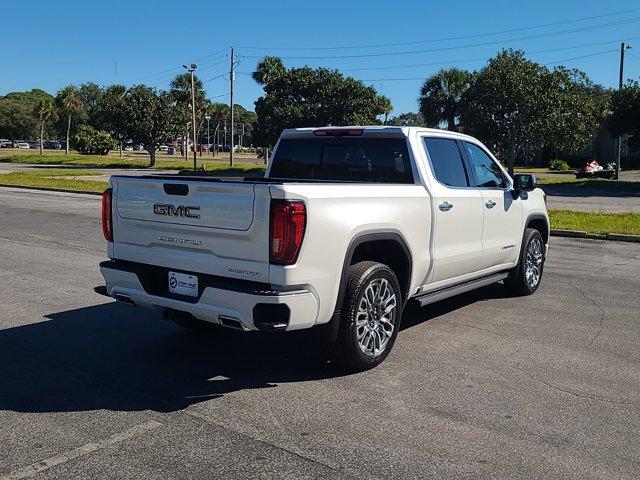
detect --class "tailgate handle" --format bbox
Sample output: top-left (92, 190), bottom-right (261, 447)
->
top-left (163, 183), bottom-right (189, 196)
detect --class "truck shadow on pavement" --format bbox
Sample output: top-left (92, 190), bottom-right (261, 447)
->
top-left (0, 285), bottom-right (504, 414)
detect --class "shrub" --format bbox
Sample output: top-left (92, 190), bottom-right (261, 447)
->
top-left (549, 159), bottom-right (571, 171)
top-left (72, 125), bottom-right (116, 155)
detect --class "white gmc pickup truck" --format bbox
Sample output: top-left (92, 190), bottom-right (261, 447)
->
top-left (99, 126), bottom-right (549, 369)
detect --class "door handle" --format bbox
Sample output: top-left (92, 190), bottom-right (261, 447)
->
top-left (439, 201), bottom-right (453, 212)
top-left (485, 200), bottom-right (496, 209)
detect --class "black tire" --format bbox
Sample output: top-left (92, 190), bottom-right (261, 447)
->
top-left (504, 228), bottom-right (545, 296)
top-left (332, 261), bottom-right (403, 371)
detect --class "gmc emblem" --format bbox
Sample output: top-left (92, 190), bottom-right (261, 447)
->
top-left (153, 204), bottom-right (201, 219)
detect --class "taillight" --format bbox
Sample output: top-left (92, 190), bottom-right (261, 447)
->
top-left (101, 188), bottom-right (113, 242)
top-left (270, 200), bottom-right (306, 265)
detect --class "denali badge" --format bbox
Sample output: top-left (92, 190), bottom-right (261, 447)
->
top-left (153, 204), bottom-right (201, 219)
top-left (157, 236), bottom-right (203, 246)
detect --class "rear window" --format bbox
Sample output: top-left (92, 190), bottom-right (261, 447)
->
top-left (269, 138), bottom-right (414, 183)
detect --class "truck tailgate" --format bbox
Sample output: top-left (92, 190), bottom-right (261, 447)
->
top-left (110, 176), bottom-right (271, 282)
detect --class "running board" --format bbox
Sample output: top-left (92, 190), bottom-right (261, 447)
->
top-left (413, 272), bottom-right (508, 307)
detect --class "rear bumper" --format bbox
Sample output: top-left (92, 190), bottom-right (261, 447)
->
top-left (99, 260), bottom-right (318, 331)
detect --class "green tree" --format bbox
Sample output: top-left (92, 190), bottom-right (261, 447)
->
top-left (252, 58), bottom-right (388, 146)
top-left (609, 81), bottom-right (640, 150)
top-left (388, 112), bottom-right (425, 127)
top-left (56, 85), bottom-right (84, 154)
top-left (461, 50), bottom-right (603, 176)
top-left (97, 84), bottom-right (128, 157)
top-left (34, 98), bottom-right (57, 155)
top-left (78, 82), bottom-right (104, 126)
top-left (0, 89), bottom-right (52, 140)
top-left (540, 67), bottom-right (604, 157)
top-left (72, 125), bottom-right (116, 155)
top-left (419, 68), bottom-right (472, 131)
top-left (123, 85), bottom-right (179, 167)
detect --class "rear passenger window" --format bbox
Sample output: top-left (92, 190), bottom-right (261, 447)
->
top-left (423, 138), bottom-right (469, 187)
top-left (464, 142), bottom-right (506, 188)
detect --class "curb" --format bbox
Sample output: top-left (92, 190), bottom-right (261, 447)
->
top-left (551, 229), bottom-right (640, 243)
top-left (0, 183), bottom-right (102, 196)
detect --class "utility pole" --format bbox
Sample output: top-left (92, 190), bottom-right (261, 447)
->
top-left (183, 63), bottom-right (198, 170)
top-left (229, 47), bottom-right (235, 167)
top-left (614, 43), bottom-right (632, 180)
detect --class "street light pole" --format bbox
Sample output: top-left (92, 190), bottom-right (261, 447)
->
top-left (183, 63), bottom-right (198, 170)
top-left (614, 43), bottom-right (631, 180)
top-left (205, 114), bottom-right (210, 157)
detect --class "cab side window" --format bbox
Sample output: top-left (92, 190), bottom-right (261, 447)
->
top-left (423, 138), bottom-right (469, 187)
top-left (464, 142), bottom-right (506, 188)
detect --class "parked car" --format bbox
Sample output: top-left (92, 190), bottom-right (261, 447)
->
top-left (44, 140), bottom-right (62, 150)
top-left (27, 140), bottom-right (39, 149)
top-left (0, 139), bottom-right (12, 148)
top-left (14, 141), bottom-right (30, 149)
top-left (158, 145), bottom-right (169, 152)
top-left (98, 126), bottom-right (548, 370)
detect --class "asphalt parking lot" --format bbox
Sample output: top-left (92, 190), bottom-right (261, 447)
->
top-left (0, 187), bottom-right (639, 479)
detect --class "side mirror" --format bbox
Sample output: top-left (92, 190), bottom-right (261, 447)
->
top-left (512, 174), bottom-right (537, 199)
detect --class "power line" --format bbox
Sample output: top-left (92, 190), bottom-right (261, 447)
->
top-left (339, 37), bottom-right (640, 72)
top-left (202, 72), bottom-right (228, 84)
top-left (627, 51), bottom-right (640, 61)
top-left (209, 92), bottom-right (229, 99)
top-left (543, 49), bottom-right (619, 66)
top-left (238, 17), bottom-right (640, 60)
top-left (357, 49), bottom-right (622, 81)
top-left (236, 7), bottom-right (640, 51)
top-left (193, 47), bottom-right (229, 62)
top-left (197, 58), bottom-right (229, 73)
top-left (127, 48), bottom-right (228, 83)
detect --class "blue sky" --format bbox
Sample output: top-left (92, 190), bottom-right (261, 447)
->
top-left (2, 0), bottom-right (639, 115)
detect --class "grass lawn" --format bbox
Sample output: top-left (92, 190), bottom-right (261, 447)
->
top-left (0, 165), bottom-right (267, 193)
top-left (515, 167), bottom-right (573, 174)
top-left (549, 210), bottom-right (640, 236)
top-left (0, 152), bottom-right (264, 169)
top-left (0, 169), bottom-right (108, 193)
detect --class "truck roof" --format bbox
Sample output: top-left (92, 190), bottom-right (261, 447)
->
top-left (280, 126), bottom-right (477, 141)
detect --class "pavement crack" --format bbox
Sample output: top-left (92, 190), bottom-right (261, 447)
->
top-left (513, 364), bottom-right (637, 406)
top-left (569, 282), bottom-right (606, 348)
top-left (183, 409), bottom-right (373, 480)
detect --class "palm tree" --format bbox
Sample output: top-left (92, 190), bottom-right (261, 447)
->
top-left (56, 85), bottom-right (84, 154)
top-left (378, 96), bottom-right (393, 125)
top-left (419, 68), bottom-right (472, 131)
top-left (252, 56), bottom-right (285, 86)
top-left (34, 99), bottom-right (57, 155)
top-left (170, 73), bottom-right (206, 159)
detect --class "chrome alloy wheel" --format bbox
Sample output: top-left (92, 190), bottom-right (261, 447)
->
top-left (355, 278), bottom-right (397, 357)
top-left (525, 237), bottom-right (543, 288)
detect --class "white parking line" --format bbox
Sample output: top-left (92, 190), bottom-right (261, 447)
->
top-left (0, 420), bottom-right (161, 480)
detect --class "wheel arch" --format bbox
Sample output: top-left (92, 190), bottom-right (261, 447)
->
top-left (324, 231), bottom-right (413, 340)
top-left (525, 213), bottom-right (549, 244)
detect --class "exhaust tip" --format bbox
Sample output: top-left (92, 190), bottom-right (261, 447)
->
top-left (113, 293), bottom-right (135, 305)
top-left (218, 316), bottom-right (244, 330)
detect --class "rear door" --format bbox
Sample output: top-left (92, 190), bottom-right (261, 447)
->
top-left (111, 176), bottom-right (272, 282)
top-left (422, 137), bottom-right (483, 284)
top-left (461, 141), bottom-right (523, 269)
